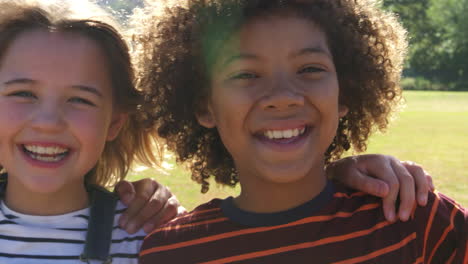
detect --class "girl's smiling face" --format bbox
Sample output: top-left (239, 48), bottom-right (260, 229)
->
top-left (197, 15), bottom-right (348, 205)
top-left (0, 30), bottom-right (125, 214)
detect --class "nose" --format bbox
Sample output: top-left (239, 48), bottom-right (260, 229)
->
top-left (30, 101), bottom-right (66, 133)
top-left (259, 75), bottom-right (305, 111)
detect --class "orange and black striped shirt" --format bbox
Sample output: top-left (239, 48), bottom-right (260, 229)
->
top-left (140, 182), bottom-right (468, 264)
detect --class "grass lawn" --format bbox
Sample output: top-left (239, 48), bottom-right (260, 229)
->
top-left (364, 91), bottom-right (468, 207)
top-left (129, 91), bottom-right (468, 210)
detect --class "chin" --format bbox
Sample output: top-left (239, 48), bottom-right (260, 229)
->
top-left (22, 176), bottom-right (70, 194)
top-left (260, 164), bottom-right (318, 184)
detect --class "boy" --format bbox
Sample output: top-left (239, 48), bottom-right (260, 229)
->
top-left (137, 0), bottom-right (467, 263)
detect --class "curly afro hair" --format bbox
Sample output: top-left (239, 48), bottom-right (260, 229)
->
top-left (133, 0), bottom-right (407, 193)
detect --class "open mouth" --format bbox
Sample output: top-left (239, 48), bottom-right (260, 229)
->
top-left (258, 126), bottom-right (309, 144)
top-left (22, 144), bottom-right (70, 163)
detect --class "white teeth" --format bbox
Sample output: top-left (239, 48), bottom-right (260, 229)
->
top-left (30, 154), bottom-right (63, 162)
top-left (24, 145), bottom-right (68, 155)
top-left (283, 130), bottom-right (293, 138)
top-left (273, 130), bottom-right (283, 139)
top-left (263, 128), bottom-right (306, 140)
top-left (23, 144), bottom-right (69, 162)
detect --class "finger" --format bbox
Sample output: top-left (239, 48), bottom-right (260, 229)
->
top-left (119, 178), bottom-right (157, 231)
top-left (124, 182), bottom-right (172, 234)
top-left (351, 155), bottom-right (401, 221)
top-left (352, 154), bottom-right (401, 197)
top-left (427, 174), bottom-right (435, 191)
top-left (328, 156), bottom-right (389, 197)
top-left (115, 180), bottom-right (135, 206)
top-left (126, 193), bottom-right (167, 234)
top-left (375, 161), bottom-right (399, 223)
top-left (143, 195), bottom-right (180, 233)
top-left (380, 178), bottom-right (398, 222)
top-left (402, 161), bottom-right (429, 206)
top-left (345, 171), bottom-right (390, 198)
top-left (115, 180), bottom-right (136, 228)
top-left (390, 159), bottom-right (415, 222)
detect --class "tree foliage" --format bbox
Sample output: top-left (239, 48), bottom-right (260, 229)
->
top-left (383, 0), bottom-right (468, 90)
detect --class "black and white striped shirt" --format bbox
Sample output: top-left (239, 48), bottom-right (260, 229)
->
top-left (0, 200), bottom-right (145, 264)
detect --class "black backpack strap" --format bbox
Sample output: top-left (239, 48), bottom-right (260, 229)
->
top-left (80, 184), bottom-right (118, 264)
top-left (0, 174), bottom-right (7, 198)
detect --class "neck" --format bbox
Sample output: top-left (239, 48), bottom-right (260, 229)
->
top-left (4, 177), bottom-right (89, 216)
top-left (234, 168), bottom-right (327, 213)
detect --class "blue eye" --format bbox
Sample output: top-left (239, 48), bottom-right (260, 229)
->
top-left (69, 97), bottom-right (96, 106)
top-left (8, 91), bottom-right (36, 98)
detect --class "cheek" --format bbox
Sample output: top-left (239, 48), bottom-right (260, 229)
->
top-left (309, 76), bottom-right (340, 98)
top-left (309, 79), bottom-right (341, 137)
top-left (0, 102), bottom-right (32, 166)
top-left (308, 77), bottom-right (341, 112)
top-left (210, 88), bottom-right (253, 124)
top-left (0, 101), bottom-right (33, 124)
top-left (0, 102), bottom-right (32, 148)
top-left (65, 108), bottom-right (112, 146)
top-left (208, 91), bottom-right (253, 155)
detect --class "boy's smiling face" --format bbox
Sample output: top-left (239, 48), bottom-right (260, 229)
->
top-left (0, 30), bottom-right (125, 214)
top-left (197, 15), bottom-right (348, 198)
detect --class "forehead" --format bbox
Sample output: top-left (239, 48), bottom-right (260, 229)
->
top-left (244, 15), bottom-right (327, 47)
top-left (213, 15), bottom-right (332, 67)
top-left (2, 29), bottom-right (105, 67)
top-left (0, 29), bottom-right (111, 89)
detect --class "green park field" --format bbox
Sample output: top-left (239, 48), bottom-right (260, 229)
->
top-left (128, 91), bottom-right (468, 210)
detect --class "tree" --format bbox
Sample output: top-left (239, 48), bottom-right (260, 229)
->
top-left (427, 0), bottom-right (468, 89)
top-left (383, 0), bottom-right (468, 90)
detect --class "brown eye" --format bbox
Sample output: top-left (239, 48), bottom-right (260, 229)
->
top-left (230, 72), bottom-right (259, 80)
top-left (298, 66), bottom-right (324, 74)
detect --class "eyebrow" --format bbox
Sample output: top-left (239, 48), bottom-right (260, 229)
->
top-left (220, 53), bottom-right (259, 69)
top-left (71, 85), bottom-right (103, 98)
top-left (3, 78), bottom-right (36, 86)
top-left (292, 46), bottom-right (333, 59)
top-left (2, 78), bottom-right (103, 97)
top-left (220, 46), bottom-right (333, 69)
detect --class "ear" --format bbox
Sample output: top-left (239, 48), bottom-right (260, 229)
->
top-left (338, 104), bottom-right (349, 118)
top-left (195, 103), bottom-right (216, 128)
top-left (106, 113), bottom-right (128, 141)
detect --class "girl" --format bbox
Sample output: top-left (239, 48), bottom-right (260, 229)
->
top-left (0, 0), bottom-right (160, 262)
top-left (138, 0), bottom-right (467, 263)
